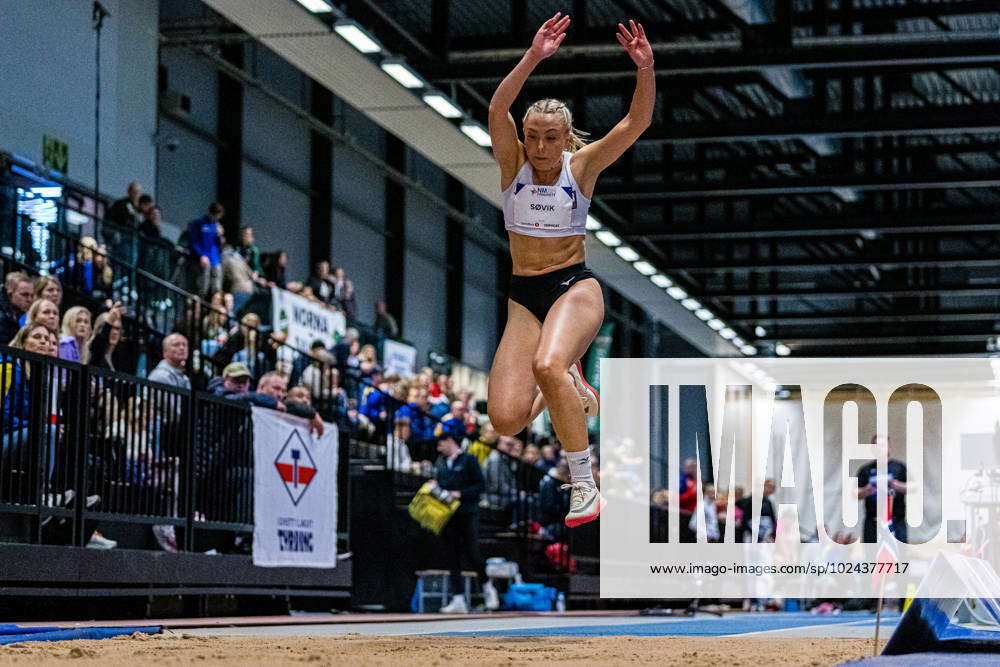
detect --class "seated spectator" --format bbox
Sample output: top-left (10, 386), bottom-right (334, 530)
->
top-left (308, 260), bottom-right (336, 305)
top-left (287, 385), bottom-right (311, 406)
top-left (261, 250), bottom-right (288, 289)
top-left (690, 483), bottom-right (720, 542)
top-left (359, 377), bottom-right (393, 425)
top-left (397, 386), bottom-right (434, 438)
top-left (236, 226), bottom-right (262, 277)
top-left (538, 460), bottom-right (570, 540)
top-left (300, 343), bottom-right (336, 400)
top-left (221, 244), bottom-right (255, 315)
top-left (209, 365), bottom-right (323, 435)
top-left (227, 313), bottom-right (267, 378)
top-left (187, 203), bottom-right (225, 298)
top-left (357, 344), bottom-right (381, 383)
top-left (24, 298), bottom-right (59, 332)
top-left (58, 306), bottom-right (91, 363)
top-left (373, 299), bottom-right (399, 340)
top-left (467, 422), bottom-right (499, 466)
top-left (522, 444), bottom-right (541, 467)
top-left (1, 272), bottom-right (33, 344)
top-left (332, 266), bottom-right (355, 319)
top-left (482, 436), bottom-right (521, 511)
top-left (84, 302), bottom-right (124, 370)
top-left (148, 333), bottom-right (191, 390)
top-left (33, 275), bottom-right (63, 310)
top-left (535, 444), bottom-right (559, 472)
top-left (66, 238), bottom-right (113, 302)
top-left (386, 416), bottom-right (413, 472)
top-left (434, 400), bottom-right (471, 439)
top-left (2, 323), bottom-right (55, 457)
top-left (200, 299), bottom-right (229, 357)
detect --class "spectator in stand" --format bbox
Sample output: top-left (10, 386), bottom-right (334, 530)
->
top-left (33, 276), bottom-right (63, 310)
top-left (187, 203), bottom-right (225, 298)
top-left (84, 302), bottom-right (124, 370)
top-left (396, 385), bottom-right (435, 460)
top-left (434, 400), bottom-right (471, 439)
top-left (679, 457), bottom-right (698, 514)
top-left (209, 365), bottom-right (323, 435)
top-left (690, 483), bottom-right (720, 542)
top-left (2, 323), bottom-right (57, 457)
top-left (736, 479), bottom-right (776, 543)
top-left (536, 442), bottom-right (560, 471)
top-left (332, 266), bottom-right (356, 319)
top-left (24, 298), bottom-right (59, 333)
top-left (65, 238), bottom-right (113, 302)
top-left (386, 416), bottom-right (414, 472)
top-left (373, 299), bottom-right (399, 340)
top-left (287, 385), bottom-right (311, 406)
top-left (138, 205), bottom-right (171, 289)
top-left (107, 181), bottom-right (143, 229)
top-left (148, 333), bottom-right (190, 390)
top-left (221, 244), bottom-right (256, 316)
top-left (433, 432), bottom-right (498, 613)
top-left (467, 422), bottom-right (499, 466)
top-left (482, 435), bottom-right (522, 511)
top-left (58, 306), bottom-right (92, 363)
top-left (308, 260), bottom-right (336, 305)
top-left (0, 272), bottom-right (33, 344)
top-left (522, 443), bottom-right (541, 467)
top-left (360, 376), bottom-right (395, 425)
top-left (357, 343), bottom-right (381, 384)
top-left (539, 460), bottom-right (571, 540)
top-left (261, 250), bottom-right (288, 289)
top-left (200, 298), bottom-right (229, 358)
top-left (299, 342), bottom-right (336, 401)
top-left (236, 226), bottom-right (263, 277)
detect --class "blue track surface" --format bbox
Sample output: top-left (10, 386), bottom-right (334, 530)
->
top-left (435, 611), bottom-right (899, 637)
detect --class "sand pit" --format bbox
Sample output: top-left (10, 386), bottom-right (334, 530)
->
top-left (0, 633), bottom-right (884, 665)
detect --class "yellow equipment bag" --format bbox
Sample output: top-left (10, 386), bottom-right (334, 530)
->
top-left (408, 482), bottom-right (460, 535)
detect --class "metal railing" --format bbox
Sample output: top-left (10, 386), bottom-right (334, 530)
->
top-left (0, 344), bottom-right (265, 549)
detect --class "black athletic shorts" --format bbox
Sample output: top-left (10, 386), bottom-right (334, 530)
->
top-left (508, 262), bottom-right (600, 323)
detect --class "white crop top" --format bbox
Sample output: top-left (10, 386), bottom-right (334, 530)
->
top-left (501, 152), bottom-right (591, 238)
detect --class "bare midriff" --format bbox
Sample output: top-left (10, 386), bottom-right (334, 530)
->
top-left (508, 232), bottom-right (585, 276)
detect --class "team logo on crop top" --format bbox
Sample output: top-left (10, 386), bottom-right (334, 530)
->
top-left (529, 186), bottom-right (557, 197)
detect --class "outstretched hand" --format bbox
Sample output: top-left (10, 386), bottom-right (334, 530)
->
top-left (529, 12), bottom-right (570, 60)
top-left (617, 20), bottom-right (653, 69)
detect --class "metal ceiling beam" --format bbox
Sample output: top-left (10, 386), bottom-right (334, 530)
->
top-left (623, 214), bottom-right (1000, 240)
top-left (600, 169), bottom-right (1000, 199)
top-left (701, 286), bottom-right (1000, 300)
top-left (731, 311), bottom-right (1000, 325)
top-left (635, 103), bottom-right (1000, 144)
top-left (782, 334), bottom-right (992, 345)
top-left (660, 253), bottom-right (1000, 273)
top-left (435, 33), bottom-right (1000, 82)
top-left (605, 136), bottom-right (1000, 180)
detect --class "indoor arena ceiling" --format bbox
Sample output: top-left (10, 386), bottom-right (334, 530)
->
top-left (330, 0), bottom-right (1000, 357)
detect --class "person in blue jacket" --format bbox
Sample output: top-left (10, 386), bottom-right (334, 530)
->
top-left (187, 202), bottom-right (225, 298)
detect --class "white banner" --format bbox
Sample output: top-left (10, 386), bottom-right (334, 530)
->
top-left (252, 407), bottom-right (339, 568)
top-left (272, 286), bottom-right (346, 351)
top-left (383, 339), bottom-right (417, 378)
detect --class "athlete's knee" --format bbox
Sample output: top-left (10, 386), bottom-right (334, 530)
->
top-left (487, 407), bottom-right (525, 437)
top-left (532, 354), bottom-right (568, 386)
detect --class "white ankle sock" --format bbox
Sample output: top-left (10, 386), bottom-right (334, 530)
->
top-left (565, 447), bottom-right (595, 485)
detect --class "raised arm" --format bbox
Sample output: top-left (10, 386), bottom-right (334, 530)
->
top-left (488, 12), bottom-right (571, 189)
top-left (573, 21), bottom-right (655, 196)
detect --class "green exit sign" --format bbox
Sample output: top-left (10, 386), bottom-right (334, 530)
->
top-left (42, 134), bottom-right (68, 174)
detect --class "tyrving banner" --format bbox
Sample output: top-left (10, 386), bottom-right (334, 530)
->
top-left (252, 407), bottom-right (339, 568)
top-left (601, 358), bottom-right (1000, 599)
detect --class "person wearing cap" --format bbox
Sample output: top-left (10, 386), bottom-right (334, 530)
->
top-left (432, 432), bottom-right (498, 614)
top-left (208, 365), bottom-right (324, 436)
